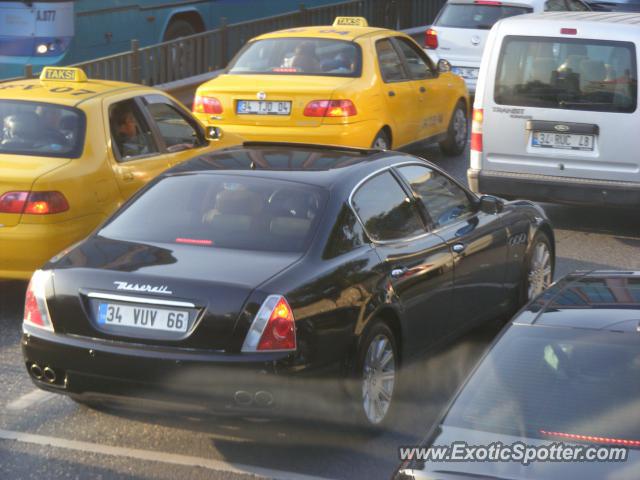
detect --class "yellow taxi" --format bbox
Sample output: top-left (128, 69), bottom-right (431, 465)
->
top-left (193, 17), bottom-right (469, 153)
top-left (0, 67), bottom-right (241, 280)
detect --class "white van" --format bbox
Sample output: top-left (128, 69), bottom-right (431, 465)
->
top-left (424, 0), bottom-right (590, 94)
top-left (469, 12), bottom-right (639, 206)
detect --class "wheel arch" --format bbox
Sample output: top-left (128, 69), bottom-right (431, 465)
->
top-left (162, 9), bottom-right (205, 41)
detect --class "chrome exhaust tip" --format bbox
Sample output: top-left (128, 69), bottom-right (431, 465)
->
top-left (29, 363), bottom-right (43, 380)
top-left (254, 390), bottom-right (274, 408)
top-left (43, 366), bottom-right (57, 383)
top-left (234, 390), bottom-right (253, 406)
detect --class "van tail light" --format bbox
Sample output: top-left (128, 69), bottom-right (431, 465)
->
top-left (0, 191), bottom-right (69, 215)
top-left (242, 295), bottom-right (296, 352)
top-left (470, 108), bottom-right (484, 153)
top-left (425, 28), bottom-right (438, 49)
top-left (193, 94), bottom-right (223, 114)
top-left (23, 270), bottom-right (54, 332)
top-left (560, 28), bottom-right (577, 35)
top-left (303, 100), bottom-right (357, 117)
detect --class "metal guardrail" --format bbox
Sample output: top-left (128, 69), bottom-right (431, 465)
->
top-left (7, 0), bottom-right (445, 85)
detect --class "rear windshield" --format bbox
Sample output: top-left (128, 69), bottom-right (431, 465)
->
top-left (443, 325), bottom-right (640, 445)
top-left (434, 4), bottom-right (531, 29)
top-left (100, 174), bottom-right (327, 253)
top-left (228, 38), bottom-right (361, 77)
top-left (495, 36), bottom-right (638, 113)
top-left (0, 100), bottom-right (85, 157)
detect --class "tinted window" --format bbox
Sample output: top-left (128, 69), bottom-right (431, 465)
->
top-left (397, 165), bottom-right (474, 228)
top-left (376, 39), bottom-right (408, 82)
top-left (495, 36), bottom-right (638, 113)
top-left (351, 171), bottom-right (424, 242)
top-left (100, 175), bottom-right (327, 253)
top-left (0, 100), bottom-right (84, 158)
top-left (323, 204), bottom-right (366, 259)
top-left (434, 4), bottom-right (532, 29)
top-left (566, 0), bottom-right (590, 10)
top-left (394, 37), bottom-right (434, 80)
top-left (109, 99), bottom-right (159, 161)
top-left (147, 102), bottom-right (201, 152)
top-left (544, 0), bottom-right (568, 11)
top-left (228, 38), bottom-right (361, 77)
top-left (443, 325), bottom-right (640, 443)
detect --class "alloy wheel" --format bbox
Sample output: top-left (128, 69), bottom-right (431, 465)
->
top-left (528, 241), bottom-right (553, 300)
top-left (362, 334), bottom-right (395, 425)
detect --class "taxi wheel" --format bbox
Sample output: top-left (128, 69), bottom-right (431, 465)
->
top-left (371, 129), bottom-right (390, 150)
top-left (439, 101), bottom-right (468, 157)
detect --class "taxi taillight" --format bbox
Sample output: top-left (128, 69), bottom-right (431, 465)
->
top-left (193, 94), bottom-right (223, 114)
top-left (303, 100), bottom-right (357, 117)
top-left (425, 28), bottom-right (438, 50)
top-left (0, 191), bottom-right (69, 215)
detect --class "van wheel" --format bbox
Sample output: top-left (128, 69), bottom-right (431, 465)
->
top-left (371, 129), bottom-right (390, 150)
top-left (439, 102), bottom-right (467, 156)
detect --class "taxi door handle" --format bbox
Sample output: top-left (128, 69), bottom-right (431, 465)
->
top-left (419, 86), bottom-right (426, 93)
top-left (388, 90), bottom-right (395, 97)
top-left (122, 172), bottom-right (134, 182)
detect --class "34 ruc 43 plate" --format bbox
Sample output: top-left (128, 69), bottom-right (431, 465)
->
top-left (531, 131), bottom-right (595, 151)
top-left (98, 303), bottom-right (189, 332)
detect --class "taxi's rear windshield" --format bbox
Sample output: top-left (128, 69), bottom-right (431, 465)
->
top-left (434, 4), bottom-right (532, 29)
top-left (495, 36), bottom-right (638, 113)
top-left (227, 38), bottom-right (362, 77)
top-left (0, 100), bottom-right (85, 157)
top-left (100, 174), bottom-right (328, 253)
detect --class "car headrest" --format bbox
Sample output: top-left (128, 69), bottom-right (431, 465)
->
top-left (214, 189), bottom-right (263, 216)
top-left (580, 60), bottom-right (606, 84)
top-left (269, 217), bottom-right (311, 238)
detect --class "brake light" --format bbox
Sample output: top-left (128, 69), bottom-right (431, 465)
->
top-left (470, 108), bottom-right (483, 153)
top-left (175, 237), bottom-right (213, 246)
top-left (541, 430), bottom-right (640, 447)
top-left (303, 100), bottom-right (357, 117)
top-left (425, 28), bottom-right (438, 49)
top-left (193, 94), bottom-right (223, 114)
top-left (475, 0), bottom-right (502, 4)
top-left (560, 28), bottom-right (577, 35)
top-left (242, 295), bottom-right (296, 352)
top-left (0, 191), bottom-right (68, 215)
top-left (23, 270), bottom-right (54, 332)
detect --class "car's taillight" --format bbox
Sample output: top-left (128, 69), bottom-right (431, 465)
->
top-left (193, 94), bottom-right (223, 114)
top-left (541, 430), bottom-right (640, 448)
top-left (303, 100), bottom-right (357, 117)
top-left (242, 295), bottom-right (296, 352)
top-left (23, 270), bottom-right (54, 332)
top-left (0, 191), bottom-right (69, 215)
top-left (425, 28), bottom-right (438, 49)
top-left (560, 28), bottom-right (578, 35)
top-left (471, 108), bottom-right (483, 153)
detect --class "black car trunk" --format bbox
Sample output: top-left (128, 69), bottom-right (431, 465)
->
top-left (47, 237), bottom-right (301, 350)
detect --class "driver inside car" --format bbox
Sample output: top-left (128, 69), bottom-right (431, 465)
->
top-left (111, 104), bottom-right (149, 158)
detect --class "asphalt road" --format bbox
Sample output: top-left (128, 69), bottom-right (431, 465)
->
top-left (1, 142), bottom-right (639, 480)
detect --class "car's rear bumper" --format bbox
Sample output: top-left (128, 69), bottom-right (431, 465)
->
top-left (468, 168), bottom-right (640, 207)
top-left (192, 117), bottom-right (381, 149)
top-left (22, 327), bottom-right (344, 415)
top-left (0, 216), bottom-right (101, 280)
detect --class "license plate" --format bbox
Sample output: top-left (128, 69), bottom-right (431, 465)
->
top-left (531, 131), bottom-right (595, 151)
top-left (97, 303), bottom-right (189, 333)
top-left (237, 100), bottom-right (291, 115)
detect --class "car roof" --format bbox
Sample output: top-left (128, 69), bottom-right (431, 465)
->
top-left (0, 77), bottom-right (142, 108)
top-left (165, 142), bottom-right (427, 189)
top-left (254, 25), bottom-right (395, 42)
top-left (515, 271), bottom-right (640, 333)
top-left (499, 11), bottom-right (640, 27)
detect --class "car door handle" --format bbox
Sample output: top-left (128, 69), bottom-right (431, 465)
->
top-left (388, 90), bottom-right (395, 97)
top-left (419, 86), bottom-right (426, 93)
top-left (390, 267), bottom-right (407, 278)
top-left (452, 243), bottom-right (466, 254)
top-left (122, 172), bottom-right (134, 181)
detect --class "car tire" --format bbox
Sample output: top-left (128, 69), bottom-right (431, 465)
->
top-left (351, 321), bottom-right (399, 432)
top-left (520, 231), bottom-right (554, 305)
top-left (439, 101), bottom-right (468, 157)
top-left (371, 129), bottom-right (390, 150)
top-left (163, 19), bottom-right (197, 41)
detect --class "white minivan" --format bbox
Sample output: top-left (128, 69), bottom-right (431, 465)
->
top-left (469, 12), bottom-right (639, 206)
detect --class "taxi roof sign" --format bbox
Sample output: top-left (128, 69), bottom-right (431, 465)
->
top-left (40, 67), bottom-right (88, 83)
top-left (333, 17), bottom-right (368, 27)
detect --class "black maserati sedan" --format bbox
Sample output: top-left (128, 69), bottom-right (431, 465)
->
top-left (22, 142), bottom-right (555, 428)
top-left (394, 271), bottom-right (640, 479)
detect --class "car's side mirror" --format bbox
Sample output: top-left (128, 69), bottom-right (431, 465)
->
top-left (205, 126), bottom-right (223, 141)
top-left (437, 59), bottom-right (452, 73)
top-left (478, 195), bottom-right (504, 214)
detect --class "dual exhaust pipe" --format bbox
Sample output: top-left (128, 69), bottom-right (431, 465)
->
top-left (234, 390), bottom-right (274, 408)
top-left (29, 363), bottom-right (57, 384)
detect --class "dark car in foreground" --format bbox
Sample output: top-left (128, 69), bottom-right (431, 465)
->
top-left (395, 271), bottom-right (640, 479)
top-left (22, 143), bottom-right (554, 428)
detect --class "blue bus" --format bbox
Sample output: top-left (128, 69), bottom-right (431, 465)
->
top-left (0, 0), bottom-right (338, 79)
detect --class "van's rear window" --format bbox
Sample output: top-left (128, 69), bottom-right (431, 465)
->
top-left (0, 100), bottom-right (85, 157)
top-left (494, 36), bottom-right (637, 113)
top-left (434, 4), bottom-right (531, 30)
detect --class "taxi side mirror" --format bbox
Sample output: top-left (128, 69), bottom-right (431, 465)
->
top-left (205, 126), bottom-right (223, 141)
top-left (437, 59), bottom-right (452, 74)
